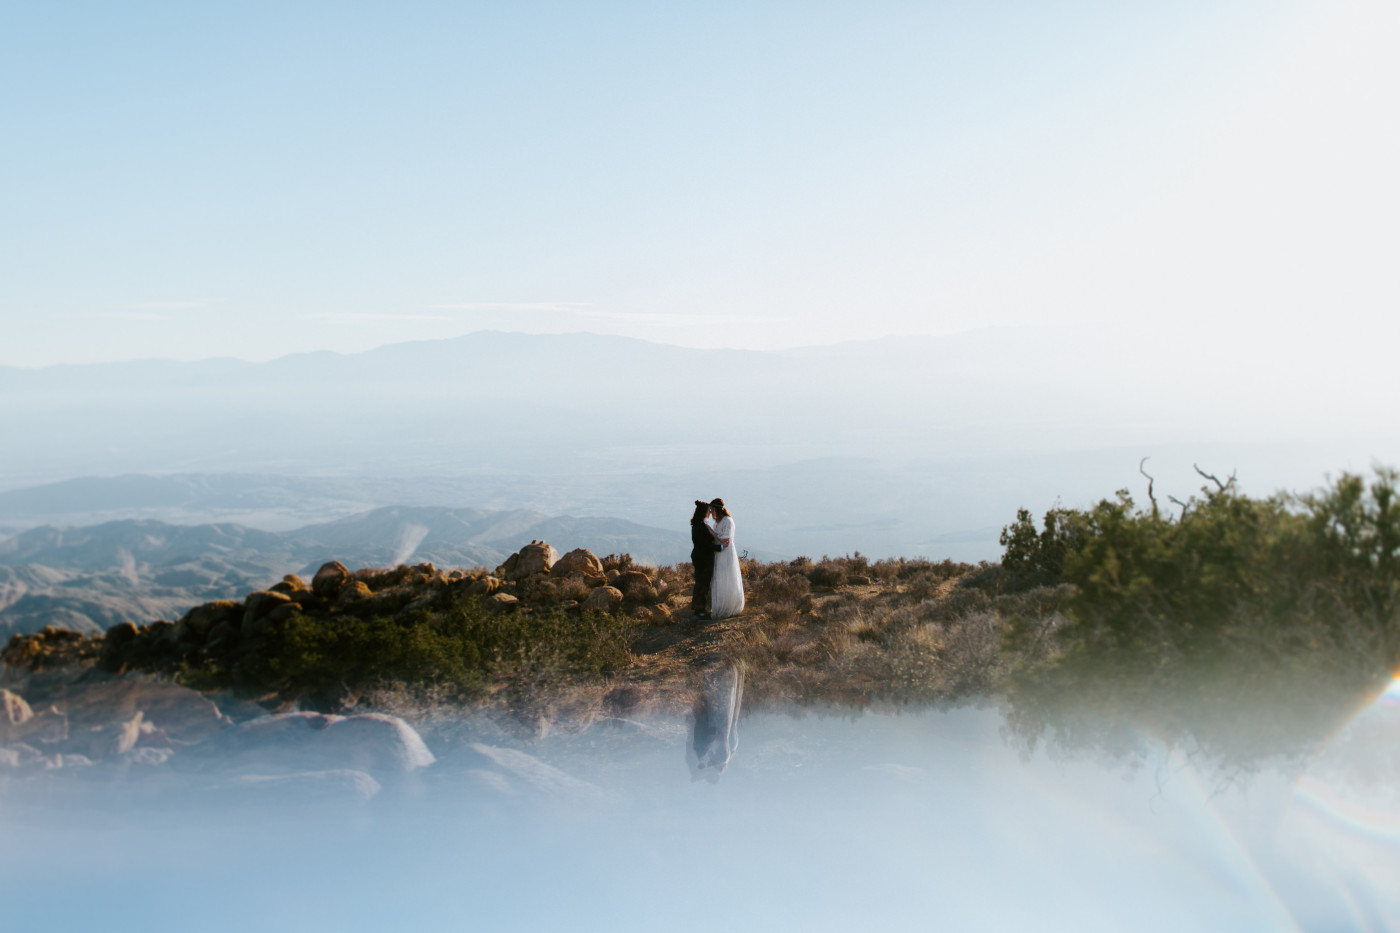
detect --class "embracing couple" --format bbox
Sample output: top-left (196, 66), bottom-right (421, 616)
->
top-left (690, 498), bottom-right (745, 621)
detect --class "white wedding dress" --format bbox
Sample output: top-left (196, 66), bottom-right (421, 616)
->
top-left (709, 516), bottom-right (745, 619)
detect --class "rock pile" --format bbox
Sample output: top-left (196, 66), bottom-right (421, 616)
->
top-left (1, 542), bottom-right (669, 696)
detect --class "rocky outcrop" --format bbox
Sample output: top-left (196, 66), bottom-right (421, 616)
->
top-left (497, 541), bottom-right (557, 581)
top-left (3, 544), bottom-right (681, 718)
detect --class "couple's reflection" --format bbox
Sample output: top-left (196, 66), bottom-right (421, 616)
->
top-left (689, 663), bottom-right (744, 781)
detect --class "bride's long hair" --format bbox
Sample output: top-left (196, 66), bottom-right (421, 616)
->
top-left (709, 498), bottom-right (731, 518)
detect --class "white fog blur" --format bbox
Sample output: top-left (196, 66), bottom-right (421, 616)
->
top-left (3, 685), bottom-right (1398, 932)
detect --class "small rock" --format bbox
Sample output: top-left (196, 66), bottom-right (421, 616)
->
top-left (487, 592), bottom-right (520, 609)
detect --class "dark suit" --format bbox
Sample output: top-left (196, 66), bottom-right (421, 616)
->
top-left (690, 519), bottom-right (722, 613)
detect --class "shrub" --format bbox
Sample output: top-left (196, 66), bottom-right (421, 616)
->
top-left (601, 553), bottom-right (636, 573)
top-left (266, 596), bottom-right (635, 703)
top-left (1000, 467), bottom-right (1400, 764)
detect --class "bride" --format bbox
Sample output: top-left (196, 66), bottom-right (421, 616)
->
top-left (708, 498), bottom-right (745, 619)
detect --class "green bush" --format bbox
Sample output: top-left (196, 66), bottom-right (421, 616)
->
top-left (1000, 467), bottom-right (1400, 763)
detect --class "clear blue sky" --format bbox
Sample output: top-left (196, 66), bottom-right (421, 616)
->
top-left (3, 0), bottom-right (1395, 366)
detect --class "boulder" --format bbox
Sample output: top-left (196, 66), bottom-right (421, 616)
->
top-left (582, 586), bottom-right (624, 612)
top-left (487, 592), bottom-right (520, 609)
top-left (244, 590), bottom-right (292, 621)
top-left (335, 579), bottom-right (373, 608)
top-left (205, 620), bottom-right (236, 649)
top-left (104, 620), bottom-right (141, 652)
top-left (173, 601), bottom-right (240, 643)
top-left (173, 711), bottom-right (435, 776)
top-left (643, 604), bottom-right (674, 625)
top-left (312, 561), bottom-right (351, 597)
top-left (241, 591), bottom-right (293, 640)
top-left (499, 541), bottom-right (558, 581)
top-left (551, 548), bottom-right (604, 579)
top-left (614, 570), bottom-right (653, 594)
top-left (267, 601), bottom-right (302, 624)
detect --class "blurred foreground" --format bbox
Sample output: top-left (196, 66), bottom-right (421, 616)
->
top-left (2, 683), bottom-right (1397, 933)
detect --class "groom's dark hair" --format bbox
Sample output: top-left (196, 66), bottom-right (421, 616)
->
top-left (691, 500), bottom-right (711, 524)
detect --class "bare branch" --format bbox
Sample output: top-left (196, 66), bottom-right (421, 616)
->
top-left (1168, 495), bottom-right (1191, 520)
top-left (1193, 463), bottom-right (1236, 493)
top-left (1140, 457), bottom-right (1159, 519)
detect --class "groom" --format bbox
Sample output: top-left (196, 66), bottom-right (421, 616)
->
top-left (690, 499), bottom-right (722, 619)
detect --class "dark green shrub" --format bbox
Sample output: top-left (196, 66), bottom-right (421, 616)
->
top-left (1001, 467), bottom-right (1400, 765)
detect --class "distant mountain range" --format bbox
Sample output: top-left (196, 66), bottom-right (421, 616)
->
top-left (4, 327), bottom-right (1363, 489)
top-left (0, 505), bottom-right (682, 637)
top-left (3, 330), bottom-right (1396, 594)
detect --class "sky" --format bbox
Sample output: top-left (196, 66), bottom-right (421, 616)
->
top-left (3, 0), bottom-right (1397, 366)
